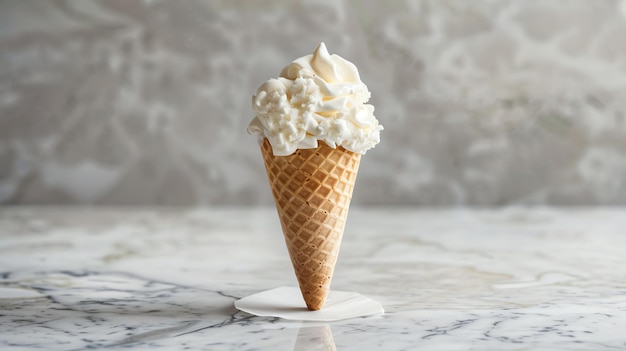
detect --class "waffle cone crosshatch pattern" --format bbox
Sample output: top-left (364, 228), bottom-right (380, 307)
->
top-left (260, 139), bottom-right (361, 310)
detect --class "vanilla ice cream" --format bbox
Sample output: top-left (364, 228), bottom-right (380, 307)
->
top-left (248, 42), bottom-right (383, 156)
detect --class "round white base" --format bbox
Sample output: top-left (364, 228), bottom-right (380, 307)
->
top-left (234, 286), bottom-right (384, 322)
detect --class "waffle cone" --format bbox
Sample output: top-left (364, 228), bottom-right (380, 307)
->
top-left (260, 138), bottom-right (361, 310)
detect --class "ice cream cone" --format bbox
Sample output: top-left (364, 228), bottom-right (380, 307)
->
top-left (260, 138), bottom-right (361, 310)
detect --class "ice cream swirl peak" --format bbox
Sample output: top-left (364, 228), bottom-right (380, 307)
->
top-left (248, 42), bottom-right (383, 156)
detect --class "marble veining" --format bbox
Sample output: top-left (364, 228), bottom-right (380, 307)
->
top-left (1, 207), bottom-right (626, 350)
top-left (2, 1), bottom-right (626, 206)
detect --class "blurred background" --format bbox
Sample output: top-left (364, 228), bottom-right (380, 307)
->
top-left (1, 0), bottom-right (626, 207)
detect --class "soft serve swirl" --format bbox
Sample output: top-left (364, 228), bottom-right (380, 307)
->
top-left (248, 43), bottom-right (383, 156)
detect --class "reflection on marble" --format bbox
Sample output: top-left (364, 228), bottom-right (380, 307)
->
top-left (1, 207), bottom-right (625, 350)
top-left (2, 1), bottom-right (626, 206)
top-left (295, 326), bottom-right (337, 351)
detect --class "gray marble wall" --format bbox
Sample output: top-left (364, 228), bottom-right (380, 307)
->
top-left (1, 0), bottom-right (626, 206)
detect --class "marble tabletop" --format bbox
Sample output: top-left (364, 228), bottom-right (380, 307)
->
top-left (1, 207), bottom-right (625, 350)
